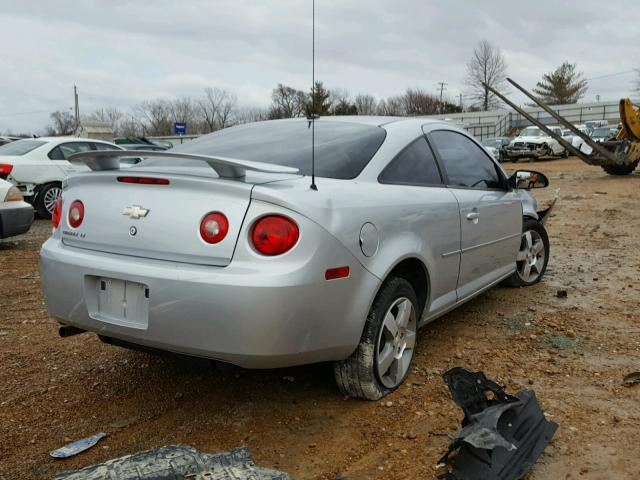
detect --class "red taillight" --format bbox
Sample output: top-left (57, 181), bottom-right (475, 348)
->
top-left (251, 215), bottom-right (299, 256)
top-left (325, 266), bottom-right (350, 280)
top-left (200, 212), bottom-right (229, 244)
top-left (52, 198), bottom-right (62, 229)
top-left (0, 163), bottom-right (12, 179)
top-left (117, 176), bottom-right (170, 185)
top-left (68, 200), bottom-right (84, 228)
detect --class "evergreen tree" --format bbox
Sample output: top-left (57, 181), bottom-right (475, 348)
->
top-left (305, 81), bottom-right (332, 116)
top-left (533, 62), bottom-right (588, 105)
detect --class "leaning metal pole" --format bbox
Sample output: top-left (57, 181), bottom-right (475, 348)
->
top-left (506, 77), bottom-right (617, 164)
top-left (482, 82), bottom-right (590, 162)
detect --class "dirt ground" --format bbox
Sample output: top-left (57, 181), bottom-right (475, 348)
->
top-left (0, 157), bottom-right (638, 480)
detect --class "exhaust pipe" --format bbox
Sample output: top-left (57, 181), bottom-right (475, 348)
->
top-left (59, 325), bottom-right (86, 337)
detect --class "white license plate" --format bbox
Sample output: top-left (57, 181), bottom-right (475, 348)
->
top-left (96, 278), bottom-right (149, 327)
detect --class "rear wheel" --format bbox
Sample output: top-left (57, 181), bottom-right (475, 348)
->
top-left (601, 161), bottom-right (638, 176)
top-left (334, 277), bottom-right (418, 400)
top-left (35, 182), bottom-right (62, 219)
top-left (502, 218), bottom-right (549, 287)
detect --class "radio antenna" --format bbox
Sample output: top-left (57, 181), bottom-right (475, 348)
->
top-left (309, 0), bottom-right (318, 191)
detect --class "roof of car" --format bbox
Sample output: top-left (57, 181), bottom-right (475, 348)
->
top-left (280, 115), bottom-right (453, 128)
top-left (18, 136), bottom-right (118, 144)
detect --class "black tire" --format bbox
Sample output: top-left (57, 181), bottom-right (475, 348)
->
top-left (601, 161), bottom-right (638, 176)
top-left (35, 182), bottom-right (62, 219)
top-left (511, 157), bottom-right (519, 164)
top-left (502, 218), bottom-right (550, 287)
top-left (540, 143), bottom-right (551, 157)
top-left (334, 277), bottom-right (418, 400)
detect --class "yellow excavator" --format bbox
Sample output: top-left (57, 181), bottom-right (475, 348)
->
top-left (485, 78), bottom-right (640, 175)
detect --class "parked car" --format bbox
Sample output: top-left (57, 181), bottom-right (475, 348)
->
top-left (590, 126), bottom-right (618, 142)
top-left (505, 126), bottom-right (565, 162)
top-left (585, 120), bottom-right (609, 130)
top-left (0, 178), bottom-right (33, 239)
top-left (562, 125), bottom-right (592, 152)
top-left (481, 137), bottom-right (511, 162)
top-left (0, 137), bottom-right (128, 218)
top-left (40, 117), bottom-right (553, 400)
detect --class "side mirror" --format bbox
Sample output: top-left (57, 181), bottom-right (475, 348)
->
top-left (509, 170), bottom-right (549, 189)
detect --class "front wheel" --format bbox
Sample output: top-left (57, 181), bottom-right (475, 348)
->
top-left (601, 161), bottom-right (638, 176)
top-left (334, 277), bottom-right (418, 400)
top-left (502, 218), bottom-right (550, 287)
top-left (35, 182), bottom-right (62, 219)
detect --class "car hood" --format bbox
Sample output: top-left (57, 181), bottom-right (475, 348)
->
top-left (511, 136), bottom-right (549, 144)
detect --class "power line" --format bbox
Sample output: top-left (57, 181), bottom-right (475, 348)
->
top-left (586, 70), bottom-right (637, 81)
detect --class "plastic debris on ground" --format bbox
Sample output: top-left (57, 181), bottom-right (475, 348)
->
top-left (50, 432), bottom-right (108, 459)
top-left (437, 367), bottom-right (558, 480)
top-left (53, 445), bottom-right (289, 480)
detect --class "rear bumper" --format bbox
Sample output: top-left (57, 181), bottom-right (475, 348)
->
top-left (40, 233), bottom-right (381, 368)
top-left (0, 201), bottom-right (33, 238)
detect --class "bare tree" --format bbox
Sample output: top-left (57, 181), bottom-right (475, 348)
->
top-left (464, 40), bottom-right (508, 111)
top-left (234, 106), bottom-right (269, 125)
top-left (46, 110), bottom-right (75, 136)
top-left (354, 94), bottom-right (377, 115)
top-left (170, 97), bottom-right (201, 133)
top-left (270, 84), bottom-right (307, 119)
top-left (533, 62), bottom-right (588, 105)
top-left (376, 96), bottom-right (404, 116)
top-left (85, 107), bottom-right (124, 135)
top-left (402, 88), bottom-right (440, 115)
top-left (135, 99), bottom-right (173, 136)
top-left (636, 69), bottom-right (640, 94)
top-left (199, 87), bottom-right (238, 132)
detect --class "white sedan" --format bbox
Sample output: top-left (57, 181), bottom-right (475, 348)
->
top-left (0, 178), bottom-right (33, 239)
top-left (0, 137), bottom-right (127, 218)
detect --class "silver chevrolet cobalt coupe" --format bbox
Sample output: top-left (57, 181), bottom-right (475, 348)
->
top-left (40, 117), bottom-right (553, 400)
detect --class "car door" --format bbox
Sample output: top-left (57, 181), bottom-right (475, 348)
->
top-left (48, 141), bottom-right (94, 177)
top-left (377, 136), bottom-right (461, 320)
top-left (427, 129), bottom-right (521, 301)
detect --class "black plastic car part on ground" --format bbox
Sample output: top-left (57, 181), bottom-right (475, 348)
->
top-left (437, 367), bottom-right (558, 480)
top-left (53, 445), bottom-right (289, 480)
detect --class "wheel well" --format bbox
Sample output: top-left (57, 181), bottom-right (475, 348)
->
top-left (386, 258), bottom-right (429, 315)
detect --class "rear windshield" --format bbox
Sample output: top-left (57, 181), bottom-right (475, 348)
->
top-left (0, 139), bottom-right (45, 156)
top-left (142, 120), bottom-right (387, 179)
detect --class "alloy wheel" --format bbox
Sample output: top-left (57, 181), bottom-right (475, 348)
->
top-left (375, 297), bottom-right (417, 389)
top-left (44, 186), bottom-right (62, 214)
top-left (515, 230), bottom-right (546, 283)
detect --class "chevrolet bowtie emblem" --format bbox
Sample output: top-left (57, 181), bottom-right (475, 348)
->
top-left (122, 205), bottom-right (150, 219)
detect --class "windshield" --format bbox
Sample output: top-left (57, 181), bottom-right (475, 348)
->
top-left (143, 120), bottom-right (387, 179)
top-left (592, 127), bottom-right (613, 137)
top-left (0, 139), bottom-right (46, 156)
top-left (520, 127), bottom-right (544, 137)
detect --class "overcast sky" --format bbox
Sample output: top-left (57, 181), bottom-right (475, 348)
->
top-left (1, 0), bottom-right (639, 134)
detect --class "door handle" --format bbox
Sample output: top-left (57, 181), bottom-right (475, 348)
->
top-left (466, 212), bottom-right (479, 221)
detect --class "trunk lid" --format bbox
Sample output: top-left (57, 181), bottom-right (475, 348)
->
top-left (61, 172), bottom-right (253, 266)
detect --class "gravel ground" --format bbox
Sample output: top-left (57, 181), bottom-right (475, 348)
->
top-left (0, 157), bottom-right (638, 479)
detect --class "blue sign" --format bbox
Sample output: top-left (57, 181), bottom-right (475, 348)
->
top-left (174, 122), bottom-right (186, 135)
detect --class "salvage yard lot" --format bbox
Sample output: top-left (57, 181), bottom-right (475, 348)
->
top-left (0, 157), bottom-right (638, 479)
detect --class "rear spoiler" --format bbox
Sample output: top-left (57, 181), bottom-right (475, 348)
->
top-left (67, 150), bottom-right (300, 179)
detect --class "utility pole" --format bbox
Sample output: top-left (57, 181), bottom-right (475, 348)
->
top-left (73, 85), bottom-right (80, 130)
top-left (459, 93), bottom-right (463, 110)
top-left (437, 82), bottom-right (448, 114)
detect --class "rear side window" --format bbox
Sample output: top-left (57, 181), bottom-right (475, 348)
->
top-left (91, 142), bottom-right (121, 151)
top-left (379, 137), bottom-right (442, 186)
top-left (48, 142), bottom-right (93, 160)
top-left (0, 140), bottom-right (45, 156)
top-left (430, 130), bottom-right (502, 189)
top-left (143, 120), bottom-right (387, 180)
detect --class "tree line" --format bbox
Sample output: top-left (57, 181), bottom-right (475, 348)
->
top-left (41, 40), bottom-right (593, 137)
